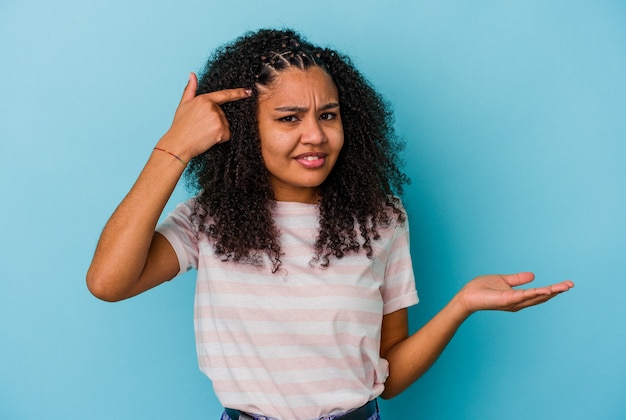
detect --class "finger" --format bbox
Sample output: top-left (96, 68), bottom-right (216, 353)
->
top-left (511, 290), bottom-right (568, 311)
top-left (509, 296), bottom-right (554, 312)
top-left (499, 289), bottom-right (552, 311)
top-left (202, 87), bottom-right (252, 105)
top-left (515, 280), bottom-right (574, 295)
top-left (510, 282), bottom-right (573, 304)
top-left (546, 281), bottom-right (575, 294)
top-left (179, 72), bottom-right (198, 105)
top-left (216, 121), bottom-right (232, 144)
top-left (501, 272), bottom-right (535, 288)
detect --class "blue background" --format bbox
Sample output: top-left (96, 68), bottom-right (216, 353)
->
top-left (1, 1), bottom-right (624, 419)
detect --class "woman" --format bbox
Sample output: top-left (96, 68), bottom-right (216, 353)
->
top-left (87, 28), bottom-right (573, 420)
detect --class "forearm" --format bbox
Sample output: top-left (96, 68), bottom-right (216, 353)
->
top-left (381, 295), bottom-right (471, 399)
top-left (86, 76), bottom-right (253, 301)
top-left (86, 147), bottom-right (185, 300)
top-left (381, 272), bottom-right (574, 398)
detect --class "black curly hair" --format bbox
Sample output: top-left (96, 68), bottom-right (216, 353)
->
top-left (185, 28), bottom-right (409, 271)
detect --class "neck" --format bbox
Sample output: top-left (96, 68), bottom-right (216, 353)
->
top-left (272, 187), bottom-right (319, 204)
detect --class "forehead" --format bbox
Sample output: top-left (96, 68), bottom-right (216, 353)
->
top-left (256, 67), bottom-right (338, 103)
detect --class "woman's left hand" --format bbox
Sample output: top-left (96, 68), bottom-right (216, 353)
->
top-left (455, 272), bottom-right (574, 315)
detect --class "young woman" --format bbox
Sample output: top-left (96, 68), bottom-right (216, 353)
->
top-left (87, 29), bottom-right (574, 420)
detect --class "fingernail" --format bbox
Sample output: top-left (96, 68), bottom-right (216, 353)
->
top-left (244, 89), bottom-right (252, 96)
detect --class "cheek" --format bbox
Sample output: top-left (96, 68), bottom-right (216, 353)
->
top-left (334, 128), bottom-right (345, 151)
top-left (259, 138), bottom-right (288, 172)
top-left (259, 145), bottom-right (274, 170)
top-left (260, 136), bottom-right (285, 159)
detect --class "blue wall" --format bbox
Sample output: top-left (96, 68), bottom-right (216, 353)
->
top-left (1, 1), bottom-right (624, 419)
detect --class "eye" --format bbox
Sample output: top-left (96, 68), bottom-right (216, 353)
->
top-left (320, 112), bottom-right (338, 121)
top-left (278, 115), bottom-right (299, 123)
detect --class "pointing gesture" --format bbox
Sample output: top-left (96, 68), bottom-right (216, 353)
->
top-left (87, 73), bottom-right (252, 302)
top-left (157, 72), bottom-right (252, 162)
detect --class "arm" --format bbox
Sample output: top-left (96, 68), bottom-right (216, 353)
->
top-left (380, 272), bottom-right (574, 399)
top-left (86, 73), bottom-right (251, 302)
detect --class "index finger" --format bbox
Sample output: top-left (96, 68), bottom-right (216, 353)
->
top-left (202, 88), bottom-right (252, 105)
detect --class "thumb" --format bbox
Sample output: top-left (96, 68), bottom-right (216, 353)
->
top-left (502, 272), bottom-right (536, 287)
top-left (179, 72), bottom-right (198, 105)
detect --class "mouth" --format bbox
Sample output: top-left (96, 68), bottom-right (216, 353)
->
top-left (294, 152), bottom-right (328, 168)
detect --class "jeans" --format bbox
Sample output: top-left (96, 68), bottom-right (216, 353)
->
top-left (220, 408), bottom-right (381, 420)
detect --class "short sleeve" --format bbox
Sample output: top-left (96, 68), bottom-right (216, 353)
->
top-left (381, 217), bottom-right (419, 315)
top-left (155, 199), bottom-right (200, 276)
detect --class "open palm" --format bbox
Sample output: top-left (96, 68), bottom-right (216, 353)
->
top-left (457, 272), bottom-right (574, 314)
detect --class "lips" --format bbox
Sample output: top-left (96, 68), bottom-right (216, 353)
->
top-left (294, 152), bottom-right (327, 169)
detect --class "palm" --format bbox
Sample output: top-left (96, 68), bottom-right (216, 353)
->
top-left (458, 272), bottom-right (574, 313)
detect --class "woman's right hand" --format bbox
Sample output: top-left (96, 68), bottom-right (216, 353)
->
top-left (87, 74), bottom-right (252, 302)
top-left (157, 72), bottom-right (252, 162)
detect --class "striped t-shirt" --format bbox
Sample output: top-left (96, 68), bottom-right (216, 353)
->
top-left (157, 199), bottom-right (418, 420)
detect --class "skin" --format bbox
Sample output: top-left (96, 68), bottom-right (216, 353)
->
top-left (86, 69), bottom-right (574, 401)
top-left (257, 67), bottom-right (344, 203)
top-left (379, 272), bottom-right (573, 398)
top-left (86, 73), bottom-right (249, 301)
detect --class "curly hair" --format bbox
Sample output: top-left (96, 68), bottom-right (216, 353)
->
top-left (185, 28), bottom-right (409, 271)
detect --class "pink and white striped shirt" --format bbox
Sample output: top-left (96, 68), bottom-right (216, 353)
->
top-left (157, 199), bottom-right (418, 420)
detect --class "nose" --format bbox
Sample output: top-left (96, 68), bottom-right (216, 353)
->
top-left (300, 116), bottom-right (326, 145)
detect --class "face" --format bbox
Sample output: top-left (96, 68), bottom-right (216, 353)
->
top-left (256, 66), bottom-right (344, 203)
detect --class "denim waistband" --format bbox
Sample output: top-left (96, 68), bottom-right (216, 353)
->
top-left (223, 399), bottom-right (379, 420)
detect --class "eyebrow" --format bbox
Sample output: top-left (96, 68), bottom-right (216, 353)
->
top-left (274, 102), bottom-right (340, 113)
